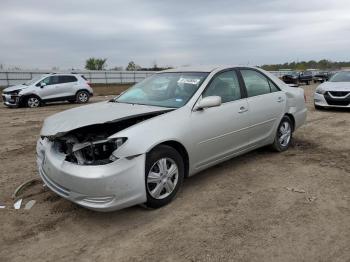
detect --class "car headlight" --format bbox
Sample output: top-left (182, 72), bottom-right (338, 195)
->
top-left (13, 89), bottom-right (23, 95)
top-left (315, 88), bottom-right (326, 95)
top-left (65, 137), bottom-right (128, 165)
top-left (109, 137), bottom-right (127, 161)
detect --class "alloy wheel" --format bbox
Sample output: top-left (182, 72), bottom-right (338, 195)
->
top-left (78, 92), bottom-right (88, 103)
top-left (278, 121), bottom-right (291, 147)
top-left (27, 97), bottom-right (40, 108)
top-left (147, 158), bottom-right (179, 200)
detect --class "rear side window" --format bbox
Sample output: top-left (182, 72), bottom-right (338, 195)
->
top-left (81, 75), bottom-right (88, 81)
top-left (240, 70), bottom-right (271, 97)
top-left (59, 75), bottom-right (77, 84)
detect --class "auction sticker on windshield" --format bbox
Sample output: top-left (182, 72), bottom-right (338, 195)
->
top-left (177, 77), bottom-right (201, 85)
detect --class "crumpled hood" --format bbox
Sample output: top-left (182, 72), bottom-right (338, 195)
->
top-left (318, 81), bottom-right (350, 91)
top-left (41, 101), bottom-right (172, 137)
top-left (3, 84), bottom-right (27, 93)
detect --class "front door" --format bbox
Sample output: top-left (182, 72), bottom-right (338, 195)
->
top-left (36, 75), bottom-right (59, 100)
top-left (190, 70), bottom-right (251, 170)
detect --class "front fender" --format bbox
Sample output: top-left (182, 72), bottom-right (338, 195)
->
top-left (110, 107), bottom-right (192, 159)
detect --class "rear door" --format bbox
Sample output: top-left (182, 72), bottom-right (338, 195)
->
top-left (190, 69), bottom-right (251, 170)
top-left (54, 75), bottom-right (78, 98)
top-left (238, 68), bottom-right (286, 145)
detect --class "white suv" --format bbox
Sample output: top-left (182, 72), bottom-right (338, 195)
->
top-left (2, 73), bottom-right (94, 108)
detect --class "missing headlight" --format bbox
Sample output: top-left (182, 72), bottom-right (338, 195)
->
top-left (57, 136), bottom-right (126, 165)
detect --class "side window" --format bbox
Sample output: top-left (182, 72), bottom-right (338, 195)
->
top-left (240, 70), bottom-right (271, 97)
top-left (202, 70), bottom-right (241, 103)
top-left (39, 77), bottom-right (51, 86)
top-left (268, 80), bottom-right (280, 92)
top-left (37, 76), bottom-right (59, 86)
top-left (59, 75), bottom-right (77, 84)
top-left (50, 76), bottom-right (59, 85)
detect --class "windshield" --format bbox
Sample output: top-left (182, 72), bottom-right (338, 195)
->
top-left (329, 71), bottom-right (350, 82)
top-left (25, 75), bottom-right (45, 85)
top-left (302, 71), bottom-right (312, 75)
top-left (289, 71), bottom-right (299, 76)
top-left (116, 72), bottom-right (209, 108)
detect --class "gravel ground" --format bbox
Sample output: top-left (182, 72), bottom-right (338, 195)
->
top-left (0, 85), bottom-right (349, 262)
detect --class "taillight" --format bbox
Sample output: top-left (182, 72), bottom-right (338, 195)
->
top-left (87, 81), bottom-right (91, 87)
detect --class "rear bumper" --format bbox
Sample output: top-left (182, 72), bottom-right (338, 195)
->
top-left (36, 138), bottom-right (147, 211)
top-left (294, 107), bottom-right (307, 129)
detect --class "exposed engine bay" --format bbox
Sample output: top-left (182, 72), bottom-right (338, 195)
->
top-left (49, 112), bottom-right (168, 165)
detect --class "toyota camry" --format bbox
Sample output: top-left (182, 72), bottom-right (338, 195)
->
top-left (37, 66), bottom-right (307, 211)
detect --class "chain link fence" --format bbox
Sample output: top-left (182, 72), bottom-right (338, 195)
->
top-left (0, 70), bottom-right (158, 87)
top-left (0, 70), bottom-right (284, 87)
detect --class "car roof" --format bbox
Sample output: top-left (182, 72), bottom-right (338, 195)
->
top-left (160, 65), bottom-right (245, 73)
top-left (48, 73), bottom-right (80, 76)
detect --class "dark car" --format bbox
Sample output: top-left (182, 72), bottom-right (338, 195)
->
top-left (298, 71), bottom-right (313, 85)
top-left (281, 71), bottom-right (300, 85)
top-left (282, 71), bottom-right (313, 85)
top-left (313, 71), bottom-right (331, 83)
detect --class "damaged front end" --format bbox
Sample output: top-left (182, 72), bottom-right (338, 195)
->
top-left (56, 135), bottom-right (127, 165)
top-left (44, 112), bottom-right (166, 166)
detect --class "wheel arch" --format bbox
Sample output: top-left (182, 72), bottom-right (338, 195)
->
top-left (19, 94), bottom-right (42, 107)
top-left (284, 113), bottom-right (295, 131)
top-left (148, 140), bottom-right (190, 178)
top-left (75, 89), bottom-right (91, 96)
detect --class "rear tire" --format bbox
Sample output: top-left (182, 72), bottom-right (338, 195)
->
top-left (272, 116), bottom-right (293, 152)
top-left (76, 90), bottom-right (90, 103)
top-left (26, 96), bottom-right (41, 108)
top-left (144, 145), bottom-right (184, 209)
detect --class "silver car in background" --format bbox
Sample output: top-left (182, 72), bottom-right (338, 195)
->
top-left (2, 73), bottom-right (93, 108)
top-left (37, 66), bottom-right (307, 211)
top-left (314, 71), bottom-right (350, 109)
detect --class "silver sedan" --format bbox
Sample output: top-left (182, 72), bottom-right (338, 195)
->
top-left (37, 66), bottom-right (307, 211)
top-left (314, 71), bottom-right (350, 109)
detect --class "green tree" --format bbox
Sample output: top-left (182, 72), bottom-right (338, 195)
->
top-left (85, 58), bottom-right (107, 70)
top-left (126, 61), bottom-right (140, 71)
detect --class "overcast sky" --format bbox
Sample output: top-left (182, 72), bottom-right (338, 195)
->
top-left (1, 0), bottom-right (350, 69)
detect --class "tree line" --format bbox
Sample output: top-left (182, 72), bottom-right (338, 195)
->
top-left (84, 58), bottom-right (172, 71)
top-left (85, 58), bottom-right (350, 71)
top-left (260, 59), bottom-right (350, 71)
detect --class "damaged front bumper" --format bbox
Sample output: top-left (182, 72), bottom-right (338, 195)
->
top-left (2, 93), bottom-right (21, 107)
top-left (36, 138), bottom-right (147, 211)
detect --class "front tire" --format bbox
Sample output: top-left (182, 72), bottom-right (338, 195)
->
top-left (26, 96), bottom-right (41, 108)
top-left (272, 116), bottom-right (293, 152)
top-left (145, 145), bottom-right (184, 209)
top-left (76, 90), bottom-right (90, 103)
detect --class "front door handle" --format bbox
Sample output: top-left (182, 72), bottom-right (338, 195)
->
top-left (277, 97), bottom-right (284, 103)
top-left (238, 106), bottom-right (248, 113)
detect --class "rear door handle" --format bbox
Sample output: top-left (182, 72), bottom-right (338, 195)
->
top-left (238, 106), bottom-right (248, 113)
top-left (277, 97), bottom-right (284, 103)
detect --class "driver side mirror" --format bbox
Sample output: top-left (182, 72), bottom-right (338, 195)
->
top-left (194, 96), bottom-right (222, 111)
top-left (40, 82), bottom-right (46, 88)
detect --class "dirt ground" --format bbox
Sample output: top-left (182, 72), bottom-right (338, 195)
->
top-left (0, 84), bottom-right (349, 262)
